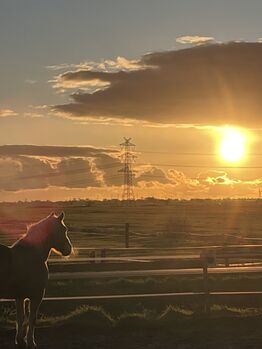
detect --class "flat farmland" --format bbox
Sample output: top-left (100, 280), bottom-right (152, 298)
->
top-left (1, 199), bottom-right (262, 249)
top-left (2, 200), bottom-right (262, 348)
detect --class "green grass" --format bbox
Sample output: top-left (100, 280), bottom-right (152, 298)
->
top-left (39, 305), bottom-right (114, 328)
top-left (0, 306), bottom-right (16, 328)
top-left (2, 304), bottom-right (262, 330)
top-left (46, 274), bottom-right (262, 298)
top-left (158, 305), bottom-right (194, 320)
top-left (210, 304), bottom-right (262, 317)
top-left (2, 199), bottom-right (262, 248)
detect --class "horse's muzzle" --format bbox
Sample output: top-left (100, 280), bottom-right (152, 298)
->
top-left (62, 243), bottom-right (72, 257)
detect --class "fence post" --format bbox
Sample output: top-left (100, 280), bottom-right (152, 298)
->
top-left (201, 249), bottom-right (212, 313)
top-left (90, 250), bottom-right (96, 263)
top-left (125, 223), bottom-right (130, 248)
top-left (101, 249), bottom-right (106, 263)
top-left (203, 259), bottom-right (210, 313)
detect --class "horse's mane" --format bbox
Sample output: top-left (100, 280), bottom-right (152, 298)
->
top-left (11, 216), bottom-right (51, 249)
top-left (24, 216), bottom-right (51, 243)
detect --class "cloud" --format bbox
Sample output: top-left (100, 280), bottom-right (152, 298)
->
top-left (50, 74), bottom-right (110, 94)
top-left (176, 35), bottom-right (215, 45)
top-left (47, 56), bottom-right (144, 72)
top-left (49, 158), bottom-right (102, 188)
top-left (23, 112), bottom-right (44, 118)
top-left (0, 145), bottom-right (120, 191)
top-left (93, 153), bottom-right (122, 186)
top-left (53, 42), bottom-right (262, 127)
top-left (0, 156), bottom-right (104, 191)
top-left (0, 150), bottom-right (261, 199)
top-left (0, 156), bottom-right (52, 191)
top-left (197, 170), bottom-right (238, 185)
top-left (25, 79), bottom-right (37, 85)
top-left (0, 109), bottom-right (17, 118)
top-left (49, 57), bottom-right (147, 93)
top-left (29, 105), bottom-right (49, 110)
top-left (0, 146), bottom-right (261, 199)
top-left (135, 166), bottom-right (170, 184)
top-left (155, 169), bottom-right (261, 199)
top-left (0, 144), bottom-right (117, 158)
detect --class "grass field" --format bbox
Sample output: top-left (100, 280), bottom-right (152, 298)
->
top-left (1, 304), bottom-right (262, 348)
top-left (1, 199), bottom-right (262, 348)
top-left (1, 199), bottom-right (262, 248)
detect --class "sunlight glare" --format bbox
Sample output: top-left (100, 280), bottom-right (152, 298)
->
top-left (220, 127), bottom-right (246, 162)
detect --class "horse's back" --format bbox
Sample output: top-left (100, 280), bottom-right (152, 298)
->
top-left (0, 244), bottom-right (13, 296)
top-left (0, 244), bottom-right (12, 271)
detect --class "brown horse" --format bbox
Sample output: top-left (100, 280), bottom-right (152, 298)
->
top-left (0, 212), bottom-right (72, 349)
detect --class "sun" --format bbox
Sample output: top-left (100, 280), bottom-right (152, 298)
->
top-left (219, 127), bottom-right (246, 162)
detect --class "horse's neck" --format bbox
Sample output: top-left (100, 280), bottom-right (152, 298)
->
top-left (11, 218), bottom-right (54, 262)
top-left (15, 236), bottom-right (51, 262)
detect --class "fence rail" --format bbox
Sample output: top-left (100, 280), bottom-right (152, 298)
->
top-left (2, 246), bottom-right (262, 309)
top-left (2, 291), bottom-right (262, 303)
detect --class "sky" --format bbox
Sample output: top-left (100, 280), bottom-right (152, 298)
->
top-left (1, 0), bottom-right (262, 201)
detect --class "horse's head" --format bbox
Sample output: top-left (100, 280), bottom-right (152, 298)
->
top-left (47, 212), bottom-right (72, 256)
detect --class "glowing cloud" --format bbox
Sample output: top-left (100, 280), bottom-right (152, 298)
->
top-left (0, 109), bottom-right (17, 118)
top-left (176, 35), bottom-right (215, 45)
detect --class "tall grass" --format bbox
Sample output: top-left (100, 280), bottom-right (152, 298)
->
top-left (2, 304), bottom-right (262, 330)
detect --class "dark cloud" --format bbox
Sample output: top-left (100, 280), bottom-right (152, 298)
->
top-left (135, 167), bottom-right (170, 184)
top-left (1, 146), bottom-right (261, 197)
top-left (93, 153), bottom-right (122, 186)
top-left (49, 158), bottom-right (101, 188)
top-left (0, 145), bottom-right (116, 158)
top-left (54, 42), bottom-right (262, 127)
top-left (0, 156), bottom-right (52, 191)
top-left (0, 156), bottom-right (103, 191)
top-left (1, 152), bottom-right (261, 198)
top-left (0, 145), bottom-right (120, 191)
top-left (0, 147), bottom-right (177, 192)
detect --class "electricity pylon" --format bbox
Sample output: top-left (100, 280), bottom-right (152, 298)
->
top-left (119, 138), bottom-right (136, 204)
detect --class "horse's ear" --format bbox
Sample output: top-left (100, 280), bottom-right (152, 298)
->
top-left (48, 212), bottom-right (55, 218)
top-left (57, 211), bottom-right (65, 221)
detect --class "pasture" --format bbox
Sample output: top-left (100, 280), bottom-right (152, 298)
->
top-left (1, 199), bottom-right (262, 248)
top-left (1, 199), bottom-right (262, 348)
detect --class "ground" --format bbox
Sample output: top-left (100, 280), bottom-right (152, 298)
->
top-left (1, 315), bottom-right (262, 349)
top-left (2, 200), bottom-right (262, 348)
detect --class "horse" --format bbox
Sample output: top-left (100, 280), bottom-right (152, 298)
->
top-left (0, 211), bottom-right (72, 349)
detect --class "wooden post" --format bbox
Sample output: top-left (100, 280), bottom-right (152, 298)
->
top-left (90, 250), bottom-right (95, 263)
top-left (125, 223), bottom-right (130, 248)
top-left (203, 259), bottom-right (210, 313)
top-left (203, 260), bottom-right (209, 291)
top-left (101, 249), bottom-right (106, 263)
top-left (223, 245), bottom-right (229, 266)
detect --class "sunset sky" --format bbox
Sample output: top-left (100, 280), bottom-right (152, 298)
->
top-left (1, 0), bottom-right (262, 201)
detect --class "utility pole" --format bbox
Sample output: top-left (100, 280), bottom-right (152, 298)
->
top-left (119, 137), bottom-right (136, 205)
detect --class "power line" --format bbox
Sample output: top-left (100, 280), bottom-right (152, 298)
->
top-left (2, 146), bottom-right (262, 194)
top-left (135, 163), bottom-right (262, 169)
top-left (137, 150), bottom-right (262, 156)
top-left (55, 173), bottom-right (123, 188)
top-left (137, 150), bottom-right (218, 155)
top-left (0, 162), bottom-right (121, 181)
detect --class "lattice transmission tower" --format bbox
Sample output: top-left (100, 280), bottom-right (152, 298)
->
top-left (119, 138), bottom-right (136, 204)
